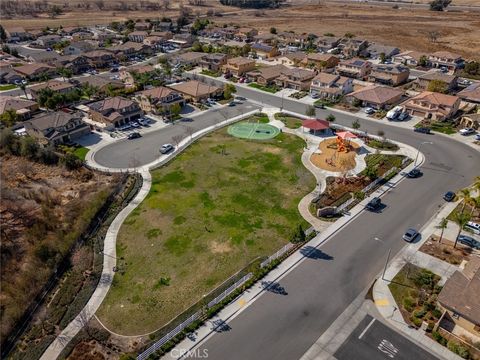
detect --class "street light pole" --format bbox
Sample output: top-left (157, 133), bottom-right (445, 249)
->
top-left (414, 141), bottom-right (433, 167)
top-left (382, 248), bottom-right (392, 281)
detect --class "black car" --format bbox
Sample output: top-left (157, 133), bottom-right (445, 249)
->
top-left (366, 197), bottom-right (382, 211)
top-left (414, 127), bottom-right (431, 134)
top-left (457, 235), bottom-right (480, 250)
top-left (127, 132), bottom-right (141, 139)
top-left (407, 168), bottom-right (422, 178)
top-left (443, 191), bottom-right (455, 202)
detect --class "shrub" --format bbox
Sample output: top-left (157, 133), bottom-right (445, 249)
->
top-left (290, 224), bottom-right (306, 244)
top-left (403, 297), bottom-right (415, 312)
top-left (447, 340), bottom-right (470, 359)
top-left (414, 308), bottom-right (426, 318)
top-left (410, 316), bottom-right (423, 327)
top-left (63, 153), bottom-right (83, 170)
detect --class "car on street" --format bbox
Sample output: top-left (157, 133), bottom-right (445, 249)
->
top-left (235, 96), bottom-right (247, 101)
top-left (414, 127), bottom-right (431, 134)
top-left (475, 134), bottom-right (480, 141)
top-left (457, 235), bottom-right (480, 249)
top-left (465, 221), bottom-right (480, 235)
top-left (407, 168), bottom-right (422, 178)
top-left (459, 128), bottom-right (475, 136)
top-left (402, 228), bottom-right (419, 242)
top-left (314, 103), bottom-right (325, 109)
top-left (160, 144), bottom-right (174, 154)
top-left (364, 107), bottom-right (375, 115)
top-left (443, 191), bottom-right (456, 202)
top-left (127, 132), bottom-right (141, 140)
top-left (365, 197), bottom-right (382, 211)
top-left (228, 101), bottom-right (236, 107)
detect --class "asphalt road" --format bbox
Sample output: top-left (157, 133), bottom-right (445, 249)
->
top-left (93, 101), bottom-right (260, 168)
top-left (335, 315), bottom-right (436, 360)
top-left (160, 83), bottom-right (479, 359)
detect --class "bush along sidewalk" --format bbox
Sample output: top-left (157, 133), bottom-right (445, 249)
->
top-left (138, 227), bottom-right (317, 360)
top-left (8, 174), bottom-right (143, 360)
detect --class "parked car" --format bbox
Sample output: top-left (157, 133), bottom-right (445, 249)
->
top-left (443, 191), bottom-right (456, 202)
top-left (130, 121), bottom-right (140, 128)
top-left (407, 168), bottom-right (422, 178)
top-left (364, 107), bottom-right (375, 115)
top-left (117, 124), bottom-right (132, 131)
top-left (414, 127), bottom-right (431, 134)
top-left (398, 112), bottom-right (409, 121)
top-left (138, 118), bottom-right (151, 126)
top-left (386, 106), bottom-right (402, 121)
top-left (475, 134), bottom-right (480, 141)
top-left (127, 132), bottom-right (141, 139)
top-left (160, 144), bottom-right (174, 154)
top-left (457, 235), bottom-right (480, 249)
top-left (366, 197), bottom-right (382, 211)
top-left (314, 103), bottom-right (325, 109)
top-left (228, 101), bottom-right (236, 107)
top-left (110, 67), bottom-right (119, 73)
top-left (459, 128), bottom-right (475, 136)
top-left (235, 96), bottom-right (247, 101)
top-left (402, 228), bottom-right (419, 242)
top-left (465, 221), bottom-right (480, 235)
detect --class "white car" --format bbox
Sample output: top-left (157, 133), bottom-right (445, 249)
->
top-left (475, 134), bottom-right (480, 141)
top-left (130, 121), bottom-right (140, 128)
top-left (364, 107), bottom-right (375, 115)
top-left (160, 144), bottom-right (174, 154)
top-left (465, 221), bottom-right (480, 235)
top-left (138, 118), bottom-right (151, 126)
top-left (459, 128), bottom-right (475, 136)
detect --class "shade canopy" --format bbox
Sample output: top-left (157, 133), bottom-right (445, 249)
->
top-left (302, 119), bottom-right (330, 131)
top-left (336, 131), bottom-right (357, 139)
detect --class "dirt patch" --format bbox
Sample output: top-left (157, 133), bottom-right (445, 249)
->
top-left (210, 241), bottom-right (233, 254)
top-left (419, 235), bottom-right (473, 265)
top-left (310, 138), bottom-right (361, 172)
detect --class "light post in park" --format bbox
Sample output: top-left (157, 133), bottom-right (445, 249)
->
top-left (414, 141), bottom-right (433, 167)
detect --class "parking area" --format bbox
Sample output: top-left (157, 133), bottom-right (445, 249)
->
top-left (334, 315), bottom-right (437, 360)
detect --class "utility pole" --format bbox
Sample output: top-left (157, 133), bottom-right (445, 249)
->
top-left (414, 141), bottom-right (433, 167)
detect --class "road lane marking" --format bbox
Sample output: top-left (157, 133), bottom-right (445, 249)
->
top-left (358, 318), bottom-right (375, 340)
top-left (377, 339), bottom-right (398, 358)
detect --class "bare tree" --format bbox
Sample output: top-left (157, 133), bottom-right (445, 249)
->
top-left (183, 125), bottom-right (195, 141)
top-left (427, 31), bottom-right (440, 43)
top-left (172, 134), bottom-right (183, 147)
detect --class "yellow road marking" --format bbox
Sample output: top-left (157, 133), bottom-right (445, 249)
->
top-left (375, 298), bottom-right (390, 306)
top-left (238, 298), bottom-right (247, 307)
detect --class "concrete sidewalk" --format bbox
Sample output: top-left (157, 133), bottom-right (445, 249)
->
top-left (372, 199), bottom-right (463, 360)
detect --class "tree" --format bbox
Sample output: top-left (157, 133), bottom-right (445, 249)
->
top-left (463, 61), bottom-right (480, 76)
top-left (223, 83), bottom-right (236, 99)
top-left (458, 188), bottom-right (473, 213)
top-left (379, 52), bottom-right (386, 64)
top-left (57, 67), bottom-right (73, 82)
top-left (19, 83), bottom-right (28, 99)
top-left (326, 114), bottom-right (335, 122)
top-left (49, 5), bottom-right (63, 18)
top-left (305, 105), bottom-right (315, 117)
top-left (0, 24), bottom-right (6, 42)
top-left (453, 212), bottom-right (470, 248)
top-left (170, 103), bottom-right (182, 119)
top-left (437, 218), bottom-right (448, 244)
top-left (430, 0), bottom-right (451, 11)
top-left (364, 164), bottom-right (378, 180)
top-left (427, 79), bottom-right (448, 94)
top-left (20, 136), bottom-right (39, 159)
top-left (270, 27), bottom-right (277, 34)
top-left (418, 55), bottom-right (428, 67)
top-left (0, 109), bottom-right (19, 127)
top-left (344, 32), bottom-right (355, 39)
top-left (352, 119), bottom-right (361, 130)
top-left (63, 153), bottom-right (83, 170)
top-left (290, 224), bottom-right (306, 244)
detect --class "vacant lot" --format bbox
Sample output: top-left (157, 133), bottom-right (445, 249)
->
top-left (97, 129), bottom-right (314, 335)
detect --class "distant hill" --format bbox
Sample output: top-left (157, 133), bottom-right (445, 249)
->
top-left (219, 0), bottom-right (286, 8)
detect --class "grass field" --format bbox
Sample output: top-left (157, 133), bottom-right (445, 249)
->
top-left (96, 128), bottom-right (315, 335)
top-left (248, 83), bottom-right (279, 94)
top-left (74, 146), bottom-right (89, 161)
top-left (275, 113), bottom-right (303, 129)
top-left (0, 84), bottom-right (17, 91)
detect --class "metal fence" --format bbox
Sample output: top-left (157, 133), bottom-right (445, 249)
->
top-left (137, 312), bottom-right (201, 360)
top-left (335, 196), bottom-right (356, 213)
top-left (361, 167), bottom-right (398, 194)
top-left (207, 273), bottom-right (253, 308)
top-left (260, 243), bottom-right (295, 268)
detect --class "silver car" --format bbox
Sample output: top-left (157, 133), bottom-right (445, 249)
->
top-left (402, 228), bottom-right (419, 242)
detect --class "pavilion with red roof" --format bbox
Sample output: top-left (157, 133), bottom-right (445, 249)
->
top-left (302, 118), bottom-right (331, 135)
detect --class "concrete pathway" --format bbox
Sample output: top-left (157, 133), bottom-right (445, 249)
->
top-left (371, 199), bottom-right (464, 360)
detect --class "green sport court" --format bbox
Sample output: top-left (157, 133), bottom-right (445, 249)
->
top-left (228, 121), bottom-right (280, 140)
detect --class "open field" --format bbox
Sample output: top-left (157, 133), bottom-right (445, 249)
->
top-left (96, 128), bottom-right (315, 335)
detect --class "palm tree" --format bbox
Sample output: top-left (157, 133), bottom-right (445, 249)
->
top-left (458, 188), bottom-right (473, 213)
top-left (453, 211), bottom-right (471, 248)
top-left (19, 83), bottom-right (28, 98)
top-left (437, 217), bottom-right (448, 244)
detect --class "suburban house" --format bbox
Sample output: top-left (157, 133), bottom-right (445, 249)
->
top-left (310, 73), bottom-right (353, 100)
top-left (365, 43), bottom-right (400, 60)
top-left (234, 27), bottom-right (258, 42)
top-left (14, 63), bottom-right (56, 80)
top-left (134, 22), bottom-right (151, 31)
top-left (415, 71), bottom-right (458, 92)
top-left (71, 31), bottom-right (94, 42)
top-left (1, 68), bottom-right (24, 84)
top-left (459, 113), bottom-right (480, 130)
top-left (338, 38), bottom-right (369, 58)
top-left (392, 51), bottom-right (427, 66)
top-left (247, 64), bottom-right (289, 85)
top-left (119, 64), bottom-right (156, 86)
top-left (83, 50), bottom-right (116, 69)
top-left (222, 57), bottom-right (256, 77)
top-left (346, 85), bottom-right (404, 110)
top-left (24, 111), bottom-right (90, 145)
top-left (458, 83), bottom-right (480, 104)
top-left (128, 31), bottom-right (148, 43)
top-left (26, 51), bottom-right (61, 65)
top-left (252, 33), bottom-right (277, 45)
top-left (55, 54), bottom-right (90, 74)
top-left (136, 86), bottom-right (184, 115)
top-left (336, 58), bottom-right (372, 79)
top-left (169, 34), bottom-right (194, 48)
top-left (36, 35), bottom-right (63, 48)
top-left (167, 80), bottom-right (223, 102)
top-left (428, 51), bottom-right (464, 73)
top-left (63, 41), bottom-right (98, 56)
top-left (251, 43), bottom-right (280, 59)
top-left (301, 53), bottom-right (339, 70)
top-left (87, 96), bottom-right (143, 128)
top-left (315, 36), bottom-right (341, 53)
top-left (436, 257), bottom-right (480, 349)
top-left (5, 27), bottom-right (32, 42)
top-left (76, 75), bottom-right (125, 94)
top-left (274, 68), bottom-right (316, 91)
top-left (143, 36), bottom-right (167, 49)
top-left (403, 91), bottom-right (460, 121)
top-left (109, 42), bottom-right (153, 58)
top-left (276, 52), bottom-right (306, 67)
top-left (199, 54), bottom-right (227, 72)
top-left (367, 64), bottom-right (410, 86)
top-left (0, 96), bottom-right (39, 119)
top-left (28, 80), bottom-right (76, 100)
top-left (176, 52), bottom-right (206, 67)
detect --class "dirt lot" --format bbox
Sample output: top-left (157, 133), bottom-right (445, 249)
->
top-left (420, 235), bottom-right (475, 265)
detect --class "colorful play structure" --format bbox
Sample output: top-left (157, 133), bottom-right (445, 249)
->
top-left (335, 131), bottom-right (357, 153)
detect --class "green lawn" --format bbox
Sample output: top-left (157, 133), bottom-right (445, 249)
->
top-left (97, 129), bottom-right (315, 335)
top-left (200, 69), bottom-right (220, 77)
top-left (73, 147), bottom-right (89, 161)
top-left (275, 113), bottom-right (303, 129)
top-left (248, 82), bottom-right (279, 93)
top-left (0, 84), bottom-right (17, 91)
